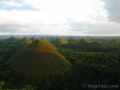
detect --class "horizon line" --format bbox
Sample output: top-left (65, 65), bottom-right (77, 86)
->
top-left (0, 34), bottom-right (120, 37)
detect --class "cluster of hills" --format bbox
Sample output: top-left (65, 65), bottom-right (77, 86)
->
top-left (1, 35), bottom-right (120, 51)
top-left (7, 38), bottom-right (72, 76)
top-left (76, 38), bottom-right (106, 49)
top-left (50, 37), bottom-right (106, 51)
top-left (1, 36), bottom-right (120, 50)
top-left (51, 38), bottom-right (68, 45)
top-left (1, 36), bottom-right (120, 76)
top-left (0, 35), bottom-right (120, 89)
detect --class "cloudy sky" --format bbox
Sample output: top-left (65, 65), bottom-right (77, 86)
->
top-left (0, 0), bottom-right (120, 35)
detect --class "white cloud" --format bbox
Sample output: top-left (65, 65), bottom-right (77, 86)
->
top-left (1, 1), bottom-right (22, 7)
top-left (49, 24), bottom-right (60, 26)
top-left (1, 0), bottom-right (119, 35)
top-left (101, 0), bottom-right (120, 23)
top-left (0, 17), bottom-right (43, 34)
top-left (67, 17), bottom-right (120, 35)
top-left (0, 0), bottom-right (39, 11)
top-left (24, 0), bottom-right (106, 22)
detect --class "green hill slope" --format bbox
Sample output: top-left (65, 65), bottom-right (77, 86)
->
top-left (51, 38), bottom-right (68, 45)
top-left (77, 38), bottom-right (91, 47)
top-left (90, 41), bottom-right (106, 48)
top-left (110, 39), bottom-right (120, 45)
top-left (76, 38), bottom-right (105, 51)
top-left (31, 37), bottom-right (37, 41)
top-left (6, 37), bottom-right (18, 43)
top-left (18, 37), bottom-right (32, 47)
top-left (8, 39), bottom-right (72, 76)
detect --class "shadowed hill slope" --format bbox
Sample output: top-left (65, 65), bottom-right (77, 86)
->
top-left (90, 41), bottom-right (106, 48)
top-left (68, 37), bottom-right (77, 41)
top-left (51, 38), bottom-right (68, 45)
top-left (18, 37), bottom-right (32, 47)
top-left (8, 39), bottom-right (72, 76)
top-left (31, 37), bottom-right (37, 41)
top-left (76, 38), bottom-right (105, 50)
top-left (6, 36), bottom-right (18, 43)
top-left (76, 38), bottom-right (91, 47)
top-left (110, 39), bottom-right (120, 45)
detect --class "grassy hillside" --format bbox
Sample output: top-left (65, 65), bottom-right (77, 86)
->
top-left (51, 38), bottom-right (68, 45)
top-left (77, 38), bottom-right (91, 47)
top-left (6, 37), bottom-right (18, 43)
top-left (110, 39), bottom-right (120, 45)
top-left (31, 37), bottom-right (37, 41)
top-left (76, 38), bottom-right (105, 49)
top-left (90, 41), bottom-right (106, 48)
top-left (8, 39), bottom-right (72, 76)
top-left (18, 37), bottom-right (32, 47)
top-left (68, 37), bottom-right (76, 41)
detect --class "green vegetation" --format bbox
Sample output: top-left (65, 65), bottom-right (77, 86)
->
top-left (22, 84), bottom-right (36, 90)
top-left (0, 81), bottom-right (5, 90)
top-left (0, 36), bottom-right (119, 89)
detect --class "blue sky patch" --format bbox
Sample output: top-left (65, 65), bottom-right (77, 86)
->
top-left (0, 0), bottom-right (39, 11)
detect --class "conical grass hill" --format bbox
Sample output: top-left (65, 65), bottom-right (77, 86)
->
top-left (111, 39), bottom-right (120, 45)
top-left (6, 36), bottom-right (18, 43)
top-left (90, 41), bottom-right (105, 48)
top-left (51, 38), bottom-right (68, 45)
top-left (18, 37), bottom-right (32, 47)
top-left (76, 38), bottom-right (105, 50)
top-left (31, 37), bottom-right (37, 41)
top-left (77, 38), bottom-right (91, 47)
top-left (8, 39), bottom-right (72, 76)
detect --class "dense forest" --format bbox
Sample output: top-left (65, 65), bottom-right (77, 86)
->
top-left (0, 35), bottom-right (119, 90)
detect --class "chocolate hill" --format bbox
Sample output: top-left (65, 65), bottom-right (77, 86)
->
top-left (51, 38), bottom-right (68, 45)
top-left (90, 41), bottom-right (105, 48)
top-left (31, 37), bottom-right (37, 41)
top-left (77, 38), bottom-right (91, 47)
top-left (111, 39), bottom-right (120, 45)
top-left (18, 37), bottom-right (32, 47)
top-left (77, 38), bottom-right (105, 49)
top-left (8, 39), bottom-right (72, 76)
top-left (6, 36), bottom-right (18, 43)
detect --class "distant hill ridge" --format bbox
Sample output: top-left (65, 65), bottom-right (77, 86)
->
top-left (8, 39), bottom-right (72, 76)
top-left (18, 37), bottom-right (32, 47)
top-left (51, 38), bottom-right (68, 45)
top-left (31, 37), bottom-right (37, 41)
top-left (77, 38), bottom-right (105, 48)
top-left (6, 36), bottom-right (18, 43)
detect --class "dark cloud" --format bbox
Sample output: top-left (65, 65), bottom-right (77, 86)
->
top-left (101, 0), bottom-right (120, 23)
top-left (0, 0), bottom-right (39, 11)
top-left (67, 17), bottom-right (120, 35)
